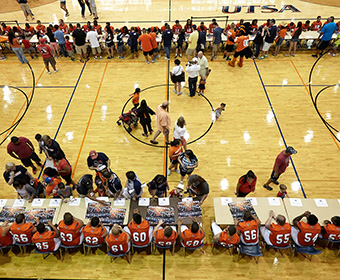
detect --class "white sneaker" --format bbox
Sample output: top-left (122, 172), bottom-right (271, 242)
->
top-left (146, 60), bottom-right (150, 64)
top-left (179, 181), bottom-right (183, 184)
top-left (54, 68), bottom-right (59, 73)
top-left (167, 169), bottom-right (171, 176)
top-left (177, 91), bottom-right (183, 95)
top-left (100, 56), bottom-right (102, 59)
top-left (151, 59), bottom-right (156, 63)
top-left (174, 169), bottom-right (180, 174)
top-left (47, 71), bottom-right (51, 74)
top-left (173, 89), bottom-right (177, 94)
top-left (94, 56), bottom-right (98, 60)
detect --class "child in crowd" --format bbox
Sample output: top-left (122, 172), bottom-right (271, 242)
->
top-left (175, 30), bottom-right (185, 58)
top-left (45, 176), bottom-right (61, 197)
top-left (35, 133), bottom-right (45, 154)
top-left (169, 184), bottom-right (184, 198)
top-left (65, 36), bottom-right (76, 61)
top-left (94, 185), bottom-right (107, 197)
top-left (21, 35), bottom-right (38, 59)
top-left (277, 184), bottom-right (289, 199)
top-left (56, 182), bottom-right (73, 202)
top-left (130, 87), bottom-right (140, 108)
top-left (198, 69), bottom-right (211, 97)
top-left (214, 103), bottom-right (226, 121)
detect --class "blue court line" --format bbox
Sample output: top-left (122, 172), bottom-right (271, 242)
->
top-left (37, 63), bottom-right (87, 179)
top-left (253, 60), bottom-right (307, 198)
top-left (265, 84), bottom-right (330, 87)
top-left (17, 86), bottom-right (75, 89)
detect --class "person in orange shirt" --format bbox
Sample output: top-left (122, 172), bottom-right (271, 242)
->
top-left (168, 139), bottom-right (183, 175)
top-left (150, 101), bottom-right (171, 145)
top-left (223, 23), bottom-right (236, 61)
top-left (44, 176), bottom-right (62, 197)
top-left (153, 219), bottom-right (177, 247)
top-left (0, 221), bottom-right (15, 248)
top-left (236, 210), bottom-right (261, 245)
top-left (173, 20), bottom-right (182, 34)
top-left (129, 87), bottom-right (140, 109)
top-left (93, 20), bottom-right (102, 35)
top-left (197, 22), bottom-right (207, 32)
top-left (58, 212), bottom-right (84, 246)
top-left (10, 213), bottom-right (37, 244)
top-left (212, 221), bottom-right (240, 247)
top-left (83, 21), bottom-right (91, 33)
top-left (322, 216), bottom-right (340, 240)
top-left (24, 23), bottom-right (35, 38)
top-left (292, 211), bottom-right (321, 246)
top-left (1, 23), bottom-right (11, 35)
top-left (104, 22), bottom-right (114, 33)
top-left (35, 20), bottom-right (46, 35)
top-left (228, 31), bottom-right (252, 68)
top-left (138, 28), bottom-right (155, 64)
top-left (260, 210), bottom-right (291, 247)
top-left (274, 24), bottom-right (287, 56)
top-left (149, 28), bottom-right (160, 59)
top-left (311, 16), bottom-right (322, 31)
top-left (32, 220), bottom-right (61, 252)
top-left (106, 224), bottom-right (131, 255)
top-left (124, 209), bottom-right (153, 247)
top-left (59, 19), bottom-right (69, 34)
top-left (83, 217), bottom-right (108, 246)
top-left (302, 20), bottom-right (311, 31)
top-left (68, 23), bottom-right (76, 33)
top-left (179, 218), bottom-right (205, 248)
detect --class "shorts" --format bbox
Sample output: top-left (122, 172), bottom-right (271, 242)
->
top-left (176, 42), bottom-right (183, 48)
top-left (171, 74), bottom-right (183, 83)
top-left (130, 44), bottom-right (138, 53)
top-left (50, 42), bottom-right (59, 51)
top-left (212, 43), bottom-right (220, 52)
top-left (92, 46), bottom-right (101, 55)
top-left (21, 152), bottom-right (41, 167)
top-left (179, 166), bottom-right (194, 177)
top-left (105, 41), bottom-right (115, 48)
top-left (186, 48), bottom-right (195, 57)
top-left (118, 45), bottom-right (126, 54)
top-left (67, 49), bottom-right (74, 57)
top-left (143, 49), bottom-right (153, 56)
top-left (43, 56), bottom-right (56, 67)
top-left (170, 158), bottom-right (178, 164)
top-left (317, 40), bottom-right (330, 50)
top-left (61, 172), bottom-right (73, 185)
top-left (262, 42), bottom-right (272, 52)
top-left (291, 38), bottom-right (299, 43)
top-left (225, 44), bottom-right (234, 52)
top-left (276, 38), bottom-right (284, 46)
top-left (270, 170), bottom-right (281, 181)
top-left (60, 1), bottom-right (66, 5)
top-left (75, 45), bottom-right (87, 55)
top-left (199, 83), bottom-right (205, 90)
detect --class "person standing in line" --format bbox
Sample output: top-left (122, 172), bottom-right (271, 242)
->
top-left (263, 146), bottom-right (297, 191)
top-left (138, 28), bottom-right (155, 64)
top-left (52, 152), bottom-right (76, 188)
top-left (150, 101), bottom-right (171, 145)
top-left (8, 32), bottom-right (28, 64)
top-left (129, 27), bottom-right (139, 59)
top-left (185, 57), bottom-right (200, 97)
top-left (60, 0), bottom-right (69, 17)
top-left (18, 0), bottom-right (34, 21)
top-left (90, 0), bottom-right (98, 20)
top-left (72, 23), bottom-right (88, 62)
top-left (46, 27), bottom-right (59, 58)
top-left (115, 29), bottom-right (126, 59)
top-left (162, 25), bottom-right (173, 60)
top-left (104, 26), bottom-right (114, 59)
top-left (86, 26), bottom-right (102, 59)
top-left (259, 19), bottom-right (277, 59)
top-left (223, 23), bottom-right (236, 61)
top-left (312, 16), bottom-right (337, 58)
top-left (41, 135), bottom-right (66, 160)
top-left (37, 38), bottom-right (58, 74)
top-left (167, 139), bottom-right (183, 176)
top-left (65, 36), bottom-right (76, 61)
top-left (235, 170), bottom-right (257, 197)
top-left (173, 116), bottom-right (187, 150)
top-left (178, 150), bottom-right (198, 184)
top-left (136, 100), bottom-right (155, 137)
top-left (78, 0), bottom-right (86, 18)
top-left (175, 30), bottom-right (185, 58)
top-left (274, 24), bottom-right (287, 56)
top-left (253, 26), bottom-right (264, 59)
top-left (187, 174), bottom-right (209, 205)
top-left (149, 28), bottom-right (160, 59)
top-left (285, 22), bottom-right (302, 57)
top-left (170, 59), bottom-right (184, 95)
top-left (211, 22), bottom-right (223, 61)
top-left (54, 25), bottom-right (68, 58)
top-left (186, 25), bottom-right (198, 61)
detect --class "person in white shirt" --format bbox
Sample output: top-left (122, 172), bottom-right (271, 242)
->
top-left (173, 116), bottom-right (187, 150)
top-left (86, 26), bottom-right (102, 59)
top-left (171, 59), bottom-right (185, 95)
top-left (90, 0), bottom-right (98, 20)
top-left (185, 57), bottom-right (200, 97)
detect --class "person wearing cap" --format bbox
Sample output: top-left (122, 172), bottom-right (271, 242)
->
top-left (211, 22), bottom-right (223, 61)
top-left (44, 176), bottom-right (62, 197)
top-left (37, 37), bottom-right (58, 74)
top-left (263, 146), bottom-right (297, 191)
top-left (86, 26), bottom-right (102, 60)
top-left (3, 162), bottom-right (34, 187)
top-left (186, 24), bottom-right (198, 61)
top-left (150, 101), bottom-right (171, 145)
top-left (185, 57), bottom-right (200, 97)
top-left (187, 174), bottom-right (209, 205)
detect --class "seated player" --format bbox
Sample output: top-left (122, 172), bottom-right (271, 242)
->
top-left (124, 209), bottom-right (153, 247)
top-left (32, 220), bottom-right (61, 252)
top-left (292, 211), bottom-right (321, 247)
top-left (153, 219), bottom-right (177, 247)
top-left (235, 210), bottom-right (261, 245)
top-left (106, 224), bottom-right (131, 255)
top-left (211, 221), bottom-right (239, 247)
top-left (0, 221), bottom-right (15, 248)
top-left (58, 212), bottom-right (84, 247)
top-left (321, 216), bottom-right (340, 240)
top-left (83, 217), bottom-right (108, 246)
top-left (179, 218), bottom-right (205, 248)
top-left (260, 210), bottom-right (291, 247)
top-left (10, 213), bottom-right (37, 244)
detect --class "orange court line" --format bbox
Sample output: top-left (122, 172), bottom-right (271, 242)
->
top-left (290, 60), bottom-right (340, 151)
top-left (1, 67), bottom-right (45, 142)
top-left (71, 62), bottom-right (109, 178)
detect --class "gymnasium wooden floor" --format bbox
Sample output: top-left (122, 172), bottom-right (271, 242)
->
top-left (0, 0), bottom-right (340, 279)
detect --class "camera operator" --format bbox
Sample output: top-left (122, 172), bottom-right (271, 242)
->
top-left (185, 57), bottom-right (200, 97)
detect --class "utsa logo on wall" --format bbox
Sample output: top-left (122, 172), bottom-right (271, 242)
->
top-left (222, 5), bottom-right (300, 14)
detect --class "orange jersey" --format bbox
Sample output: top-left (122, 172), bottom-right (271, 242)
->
top-left (149, 32), bottom-right (158, 49)
top-left (277, 28), bottom-right (287, 39)
top-left (2, 26), bottom-right (11, 34)
top-left (226, 29), bottom-right (236, 45)
top-left (83, 25), bottom-right (90, 33)
top-left (106, 232), bottom-right (129, 254)
top-left (46, 177), bottom-right (62, 197)
top-left (154, 228), bottom-right (177, 246)
top-left (68, 25), bottom-right (76, 33)
top-left (150, 26), bottom-right (159, 33)
top-left (32, 231), bottom-right (57, 252)
top-left (218, 232), bottom-right (240, 246)
top-left (94, 25), bottom-right (102, 34)
top-left (235, 35), bottom-right (250, 52)
top-left (160, 25), bottom-right (166, 32)
top-left (296, 221), bottom-right (321, 246)
top-left (0, 228), bottom-right (13, 247)
top-left (184, 24), bottom-right (193, 34)
top-left (36, 25), bottom-right (46, 34)
top-left (197, 25), bottom-right (207, 32)
top-left (311, 21), bottom-right (322, 31)
top-left (59, 24), bottom-right (68, 34)
top-left (138, 34), bottom-right (153, 52)
top-left (58, 220), bottom-right (82, 246)
top-left (169, 142), bottom-right (183, 158)
top-left (10, 222), bottom-right (35, 244)
top-left (83, 225), bottom-right (106, 245)
top-left (237, 219), bottom-right (259, 244)
top-left (128, 220), bottom-right (151, 246)
top-left (132, 93), bottom-right (140, 105)
top-left (268, 223), bottom-right (291, 247)
top-left (181, 228), bottom-right (204, 248)
top-left (172, 24), bottom-right (182, 34)
top-left (322, 224), bottom-right (340, 240)
top-left (25, 26), bottom-right (35, 35)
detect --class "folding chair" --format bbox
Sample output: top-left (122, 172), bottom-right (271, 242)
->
top-left (326, 239), bottom-right (340, 257)
top-left (16, 242), bottom-right (31, 255)
top-left (107, 250), bottom-right (131, 264)
top-left (34, 247), bottom-right (62, 260)
top-left (182, 243), bottom-right (205, 257)
top-left (83, 242), bottom-right (105, 256)
top-left (291, 240), bottom-right (321, 261)
top-left (60, 243), bottom-right (83, 261)
top-left (131, 242), bottom-right (151, 254)
top-left (0, 245), bottom-right (13, 256)
top-left (211, 240), bottom-right (235, 255)
top-left (237, 242), bottom-right (262, 263)
top-left (263, 242), bottom-right (293, 257)
top-left (152, 241), bottom-right (176, 256)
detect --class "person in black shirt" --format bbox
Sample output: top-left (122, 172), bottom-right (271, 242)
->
top-left (147, 174), bottom-right (169, 198)
top-left (87, 150), bottom-right (110, 171)
top-left (3, 162), bottom-right (34, 186)
top-left (72, 23), bottom-right (88, 62)
top-left (41, 135), bottom-right (66, 160)
top-left (187, 174), bottom-right (209, 205)
top-left (102, 170), bottom-right (122, 199)
top-left (162, 25), bottom-right (173, 60)
top-left (136, 100), bottom-right (155, 137)
top-left (129, 27), bottom-right (139, 59)
top-left (104, 25), bottom-right (114, 59)
top-left (175, 30), bottom-right (185, 58)
top-left (196, 29), bottom-right (207, 54)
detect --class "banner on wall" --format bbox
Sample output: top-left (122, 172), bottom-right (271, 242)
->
top-left (222, 5), bottom-right (300, 14)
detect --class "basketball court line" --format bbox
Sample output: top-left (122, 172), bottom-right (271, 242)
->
top-left (265, 84), bottom-right (331, 87)
top-left (253, 60), bottom-right (307, 198)
top-left (16, 86), bottom-right (75, 88)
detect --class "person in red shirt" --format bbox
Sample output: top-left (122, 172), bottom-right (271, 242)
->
top-left (93, 20), bottom-right (102, 35)
top-left (292, 211), bottom-right (321, 246)
top-left (10, 213), bottom-right (37, 244)
top-left (138, 28), bottom-right (155, 64)
top-left (83, 217), bottom-right (108, 246)
top-left (36, 20), bottom-right (46, 35)
top-left (263, 146), bottom-right (297, 191)
top-left (197, 22), bottom-right (207, 32)
top-left (24, 23), bottom-right (35, 38)
top-left (65, 35), bottom-right (76, 61)
top-left (322, 216), bottom-right (340, 240)
top-left (58, 212), bottom-right (84, 246)
top-left (209, 19), bottom-right (218, 34)
top-left (153, 219), bottom-right (177, 247)
top-left (276, 184), bottom-right (289, 199)
top-left (212, 221), bottom-right (240, 247)
top-left (235, 170), bottom-right (257, 197)
top-left (37, 38), bottom-right (58, 74)
top-left (260, 210), bottom-right (291, 247)
top-left (21, 35), bottom-right (38, 59)
top-left (59, 19), bottom-right (69, 34)
top-left (311, 16), bottom-right (322, 31)
top-left (106, 224), bottom-right (131, 255)
top-left (179, 218), bottom-right (205, 248)
top-left (236, 210), bottom-right (261, 245)
top-left (0, 221), bottom-right (14, 248)
top-left (228, 31), bottom-right (252, 68)
top-left (52, 152), bottom-right (76, 188)
top-left (173, 20), bottom-right (182, 34)
top-left (1, 23), bottom-right (11, 35)
top-left (7, 136), bottom-right (42, 174)
top-left (124, 209), bottom-right (153, 247)
top-left (250, 19), bottom-right (258, 34)
top-left (184, 19), bottom-right (193, 34)
top-left (302, 20), bottom-right (310, 31)
top-left (32, 220), bottom-right (61, 252)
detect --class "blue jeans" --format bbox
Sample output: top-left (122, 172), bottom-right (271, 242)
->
top-left (12, 47), bottom-right (28, 64)
top-left (59, 43), bottom-right (68, 57)
top-left (188, 76), bottom-right (198, 97)
top-left (164, 45), bottom-right (171, 59)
